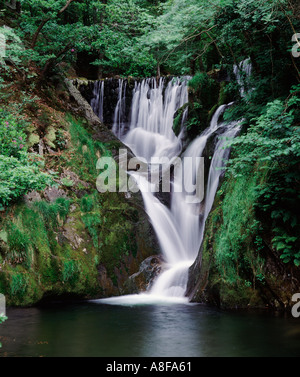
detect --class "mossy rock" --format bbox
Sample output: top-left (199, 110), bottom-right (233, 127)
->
top-left (0, 230), bottom-right (8, 243)
top-left (173, 103), bottom-right (189, 137)
top-left (45, 126), bottom-right (56, 148)
top-left (27, 133), bottom-right (40, 148)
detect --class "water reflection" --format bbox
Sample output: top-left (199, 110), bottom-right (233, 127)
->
top-left (0, 303), bottom-right (300, 357)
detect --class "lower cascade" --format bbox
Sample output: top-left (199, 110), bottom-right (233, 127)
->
top-left (93, 77), bottom-right (240, 305)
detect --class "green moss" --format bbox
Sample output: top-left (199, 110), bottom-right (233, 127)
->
top-left (45, 126), bottom-right (56, 149)
top-left (173, 103), bottom-right (189, 137)
top-left (213, 169), bottom-right (261, 284)
top-left (61, 259), bottom-right (80, 284)
top-left (81, 194), bottom-right (96, 213)
top-left (66, 114), bottom-right (110, 182)
top-left (6, 223), bottom-right (30, 264)
top-left (218, 82), bottom-right (227, 106)
top-left (27, 133), bottom-right (40, 148)
top-left (195, 165), bottom-right (269, 308)
top-left (82, 212), bottom-right (102, 248)
top-left (10, 272), bottom-right (29, 297)
top-left (219, 284), bottom-right (254, 308)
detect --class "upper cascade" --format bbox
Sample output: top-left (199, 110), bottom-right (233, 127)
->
top-left (112, 77), bottom-right (190, 161)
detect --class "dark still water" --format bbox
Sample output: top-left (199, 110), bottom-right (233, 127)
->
top-left (1, 301), bottom-right (300, 357)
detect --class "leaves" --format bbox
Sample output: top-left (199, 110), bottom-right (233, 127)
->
top-left (0, 108), bottom-right (53, 207)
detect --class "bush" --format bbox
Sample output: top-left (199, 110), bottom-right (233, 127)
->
top-left (0, 109), bottom-right (53, 208)
top-left (226, 92), bottom-right (300, 266)
top-left (0, 109), bottom-right (27, 158)
top-left (0, 154), bottom-right (52, 207)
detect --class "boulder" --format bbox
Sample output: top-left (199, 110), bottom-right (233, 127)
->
top-left (122, 255), bottom-right (166, 294)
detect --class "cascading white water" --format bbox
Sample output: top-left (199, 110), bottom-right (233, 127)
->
top-left (121, 77), bottom-right (188, 161)
top-left (91, 80), bottom-right (104, 122)
top-left (112, 79), bottom-right (127, 139)
top-left (92, 75), bottom-right (242, 306)
top-left (148, 104), bottom-right (240, 299)
top-left (233, 58), bottom-right (253, 98)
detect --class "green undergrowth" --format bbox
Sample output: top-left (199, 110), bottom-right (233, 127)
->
top-left (66, 114), bottom-right (111, 184)
top-left (214, 167), bottom-right (267, 287)
top-left (199, 166), bottom-right (269, 308)
top-left (63, 116), bottom-right (140, 284)
top-left (0, 197), bottom-right (100, 306)
top-left (0, 114), bottom-right (147, 305)
top-left (79, 190), bottom-right (139, 286)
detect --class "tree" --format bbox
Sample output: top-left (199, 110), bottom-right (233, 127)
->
top-left (31, 0), bottom-right (77, 49)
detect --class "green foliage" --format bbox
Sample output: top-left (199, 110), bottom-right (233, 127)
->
top-left (0, 315), bottom-right (7, 324)
top-left (0, 108), bottom-right (52, 208)
top-left (10, 272), bottom-right (29, 298)
top-left (272, 231), bottom-right (299, 265)
top-left (6, 223), bottom-right (30, 264)
top-left (225, 93), bottom-right (300, 266)
top-left (82, 212), bottom-right (102, 249)
top-left (67, 115), bottom-right (110, 180)
top-left (33, 198), bottom-right (71, 231)
top-left (0, 25), bottom-right (24, 67)
top-left (1, 199), bottom-right (71, 267)
top-left (4, 0), bottom-right (299, 79)
top-left (91, 0), bottom-right (157, 76)
top-left (61, 259), bottom-right (80, 283)
top-left (80, 194), bottom-right (96, 213)
top-left (61, 176), bottom-right (74, 187)
top-left (0, 109), bottom-right (27, 157)
top-left (214, 169), bottom-right (266, 285)
top-left (0, 154), bottom-right (52, 207)
top-left (55, 197), bottom-right (71, 221)
top-left (55, 129), bottom-right (67, 150)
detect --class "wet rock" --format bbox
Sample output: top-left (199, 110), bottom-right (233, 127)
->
top-left (62, 223), bottom-right (84, 250)
top-left (97, 265), bottom-right (119, 297)
top-left (122, 255), bottom-right (166, 294)
top-left (24, 191), bottom-right (42, 204)
top-left (64, 78), bottom-right (136, 161)
top-left (44, 187), bottom-right (68, 203)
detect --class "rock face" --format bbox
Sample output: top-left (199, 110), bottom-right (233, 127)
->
top-left (186, 185), bottom-right (300, 312)
top-left (122, 255), bottom-right (165, 294)
top-left (187, 238), bottom-right (300, 311)
top-left (64, 76), bottom-right (161, 297)
top-left (44, 187), bottom-right (68, 203)
top-left (64, 78), bottom-right (138, 162)
top-left (97, 265), bottom-right (118, 297)
top-left (74, 78), bottom-right (135, 128)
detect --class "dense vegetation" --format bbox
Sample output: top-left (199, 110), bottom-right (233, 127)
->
top-left (0, 0), bottom-right (299, 309)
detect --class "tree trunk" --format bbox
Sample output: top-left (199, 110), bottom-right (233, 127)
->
top-left (156, 61), bottom-right (161, 82)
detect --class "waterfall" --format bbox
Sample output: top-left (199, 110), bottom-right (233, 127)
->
top-left (91, 80), bottom-right (104, 122)
top-left (119, 77), bottom-right (189, 161)
top-left (112, 79), bottom-right (127, 139)
top-left (145, 104), bottom-right (240, 299)
top-left (91, 76), bottom-right (240, 305)
top-left (233, 58), bottom-right (253, 98)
